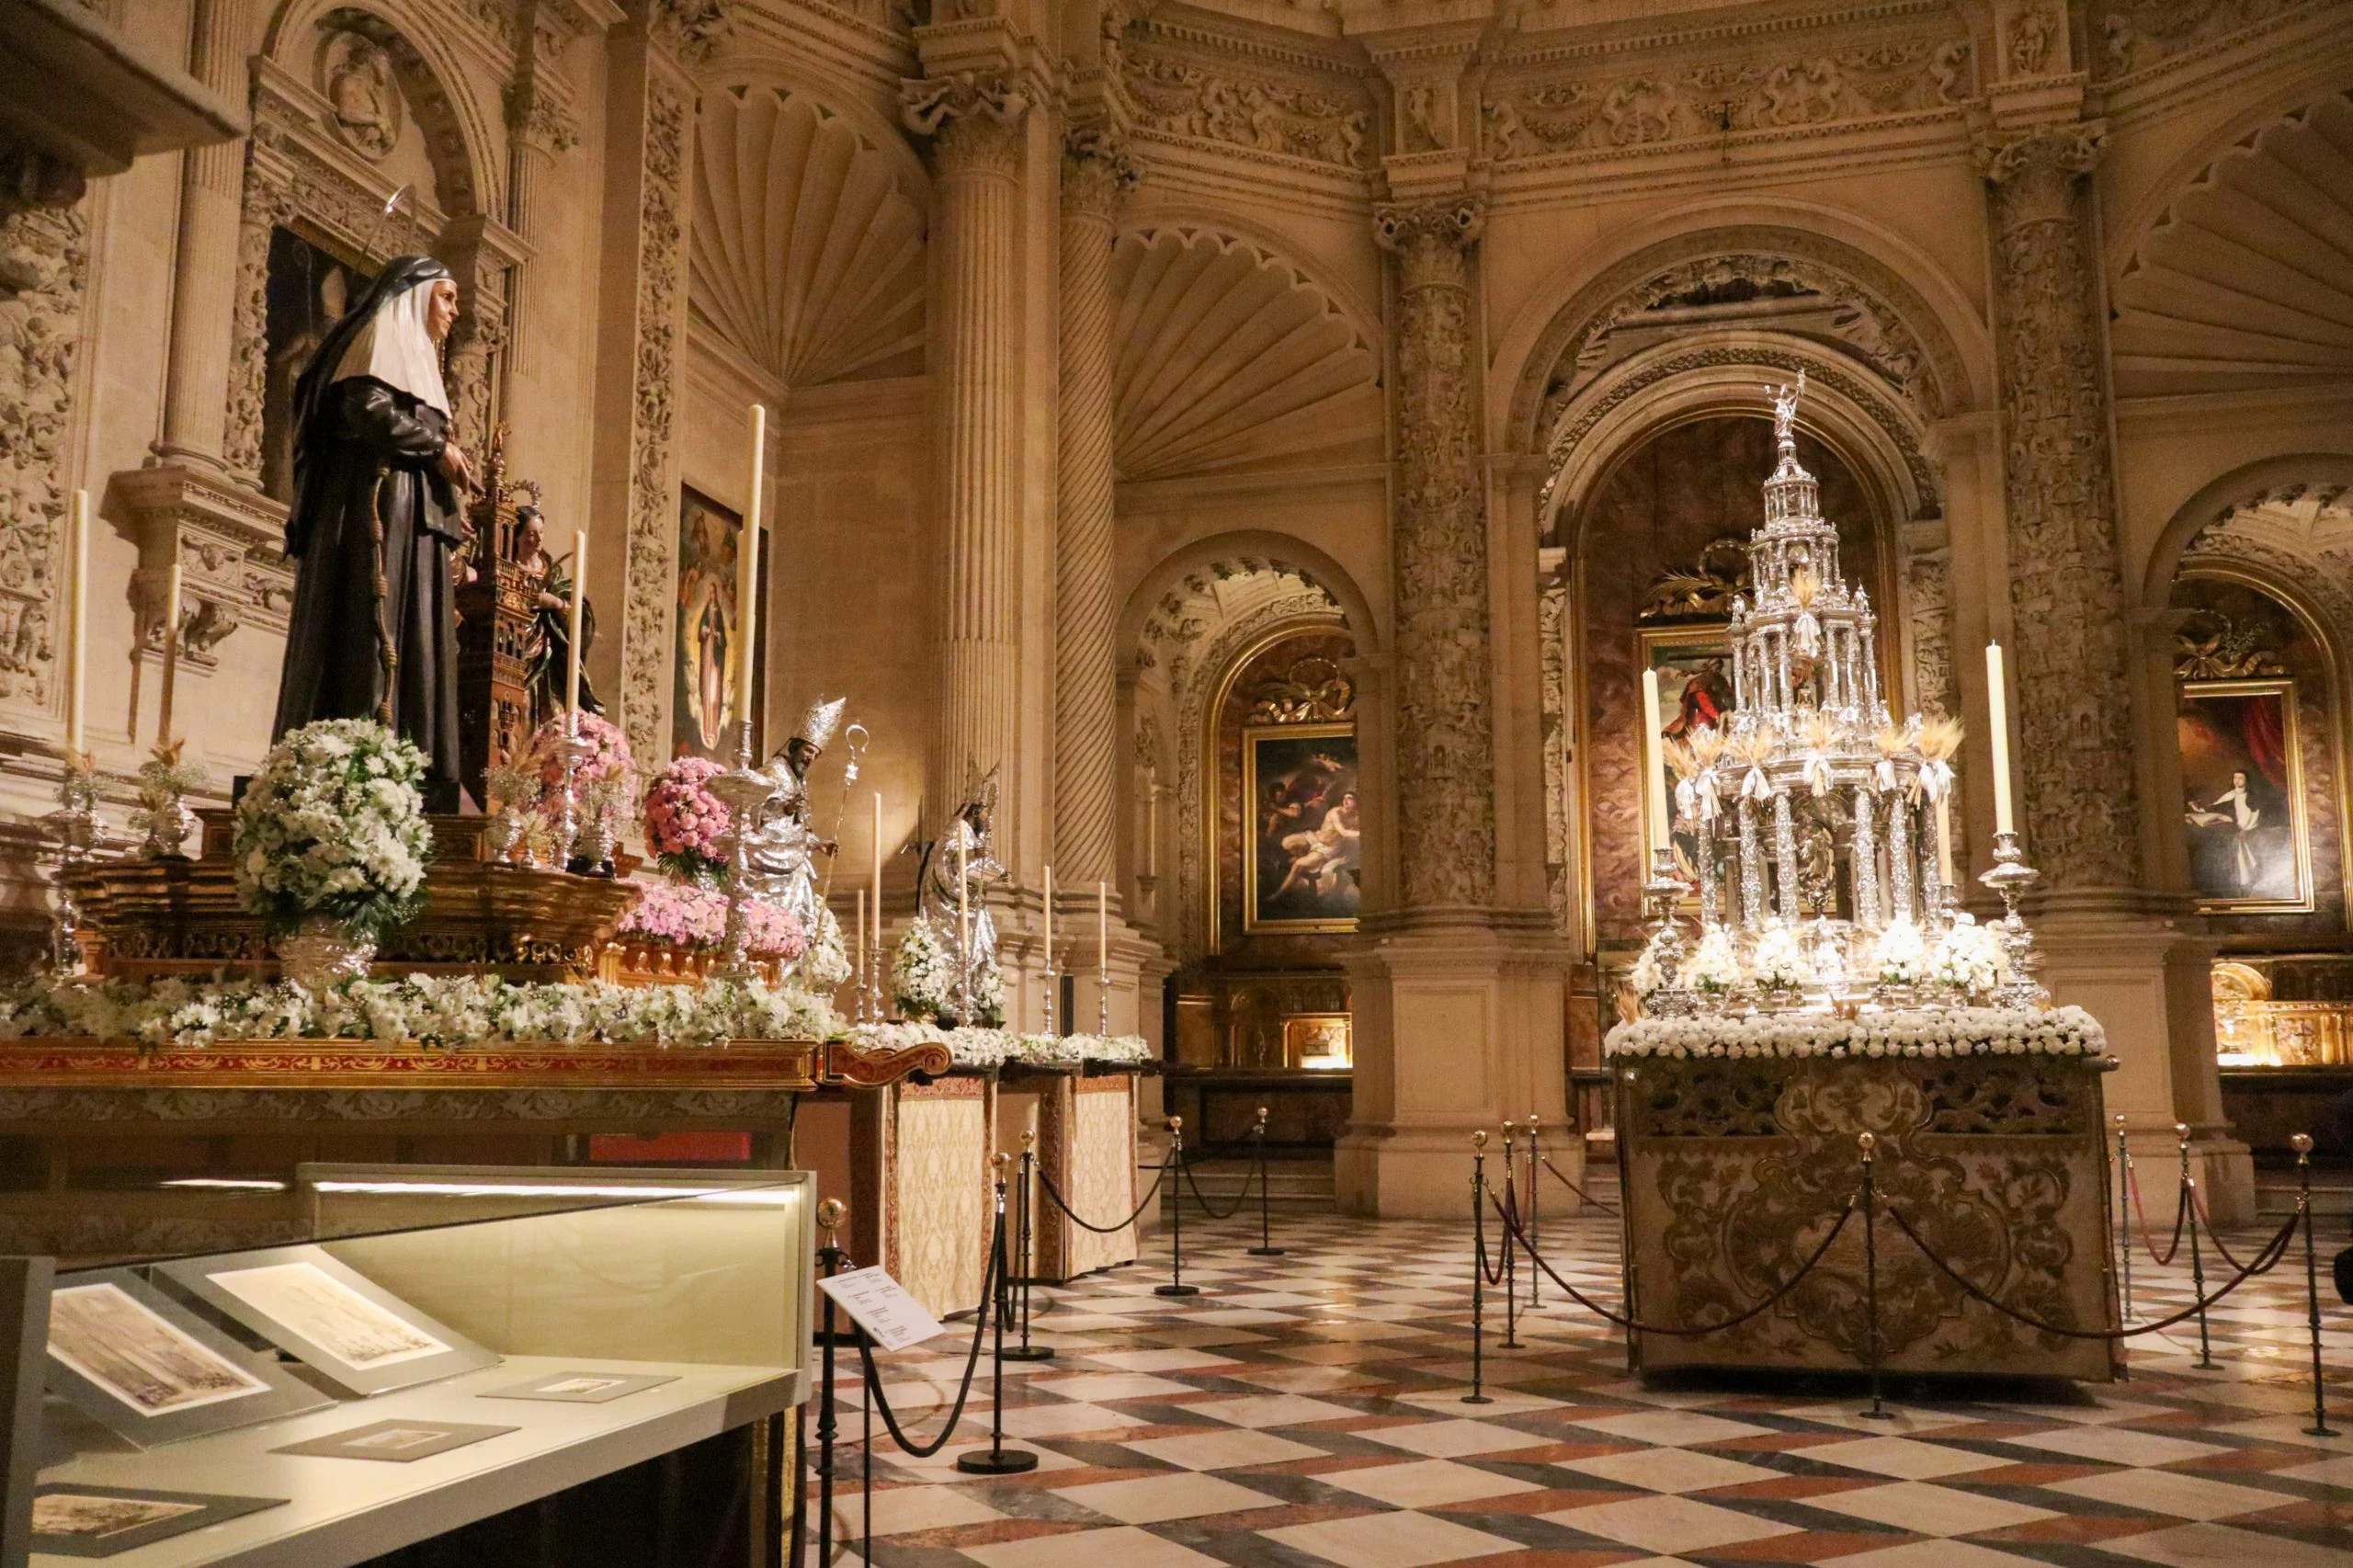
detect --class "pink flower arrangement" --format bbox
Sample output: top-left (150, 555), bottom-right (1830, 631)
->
top-left (615, 882), bottom-right (807, 960)
top-left (643, 756), bottom-right (731, 882)
top-left (521, 711), bottom-right (637, 792)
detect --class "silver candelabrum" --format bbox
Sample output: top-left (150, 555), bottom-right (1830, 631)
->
top-left (1977, 828), bottom-right (2049, 1010)
top-left (1040, 932), bottom-right (1058, 1038)
top-left (551, 711), bottom-right (595, 872)
top-left (45, 755), bottom-right (102, 973)
top-left (711, 717), bottom-right (779, 983)
top-left (1642, 846), bottom-right (1699, 1017)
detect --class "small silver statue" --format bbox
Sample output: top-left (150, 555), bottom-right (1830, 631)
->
top-left (921, 763), bottom-right (1005, 1015)
top-left (739, 695), bottom-right (845, 937)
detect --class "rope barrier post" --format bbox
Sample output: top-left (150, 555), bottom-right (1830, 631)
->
top-left (1249, 1105), bottom-right (1284, 1257)
top-left (2292, 1134), bottom-right (2340, 1437)
top-left (1500, 1121), bottom-right (1524, 1349)
top-left (1004, 1131), bottom-right (1054, 1362)
top-left (813, 1198), bottom-right (847, 1564)
top-left (1526, 1113), bottom-right (1540, 1307)
top-left (2113, 1113), bottom-right (2134, 1333)
top-left (1858, 1132), bottom-right (1893, 1422)
top-left (1155, 1117), bottom-right (1199, 1297)
top-left (957, 1156), bottom-right (1040, 1474)
top-left (2178, 1122), bottom-right (2218, 1370)
top-left (1465, 1131), bottom-right (1494, 1405)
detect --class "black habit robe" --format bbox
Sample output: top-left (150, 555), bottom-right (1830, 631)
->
top-left (271, 256), bottom-right (466, 791)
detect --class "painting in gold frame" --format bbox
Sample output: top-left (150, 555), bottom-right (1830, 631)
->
top-left (1241, 722), bottom-right (1359, 934)
top-left (2177, 676), bottom-right (2313, 914)
top-left (1636, 625), bottom-right (1735, 888)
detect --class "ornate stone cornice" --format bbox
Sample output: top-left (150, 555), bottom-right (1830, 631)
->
top-left (1373, 193), bottom-right (1484, 290)
top-left (902, 70), bottom-right (1031, 178)
top-left (1062, 126), bottom-right (1139, 221)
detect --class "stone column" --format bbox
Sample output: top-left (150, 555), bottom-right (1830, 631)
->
top-left (1376, 194), bottom-right (1495, 911)
top-left (902, 71), bottom-right (1030, 824)
top-left (1978, 122), bottom-right (2248, 1220)
top-left (153, 0), bottom-right (247, 473)
top-left (1051, 130), bottom-right (1131, 893)
top-left (588, 2), bottom-right (710, 771)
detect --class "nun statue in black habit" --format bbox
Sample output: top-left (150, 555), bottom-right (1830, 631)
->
top-left (270, 255), bottom-right (476, 797)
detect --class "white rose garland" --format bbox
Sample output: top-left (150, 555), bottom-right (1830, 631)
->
top-left (1605, 1004), bottom-right (2107, 1062)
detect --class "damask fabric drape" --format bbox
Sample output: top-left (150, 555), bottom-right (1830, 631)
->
top-left (270, 376), bottom-right (465, 790)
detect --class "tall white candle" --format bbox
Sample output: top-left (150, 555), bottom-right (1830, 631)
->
top-left (65, 489), bottom-right (86, 756)
top-left (157, 562), bottom-right (183, 747)
top-left (1641, 667), bottom-right (1672, 852)
top-left (1097, 880), bottom-right (1108, 972)
top-left (855, 887), bottom-right (867, 994)
top-left (566, 529), bottom-right (587, 715)
top-left (1042, 863), bottom-right (1053, 968)
top-left (737, 403), bottom-right (767, 730)
top-left (1984, 642), bottom-right (2014, 835)
top-left (957, 829), bottom-right (971, 966)
top-left (1937, 793), bottom-right (1956, 886)
top-left (871, 792), bottom-right (883, 960)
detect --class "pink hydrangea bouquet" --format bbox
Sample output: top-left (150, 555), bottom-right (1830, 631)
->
top-left (642, 756), bottom-right (732, 884)
top-left (614, 882), bottom-right (807, 960)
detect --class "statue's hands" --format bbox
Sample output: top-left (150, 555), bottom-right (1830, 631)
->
top-left (438, 441), bottom-right (476, 493)
top-left (819, 840), bottom-right (839, 858)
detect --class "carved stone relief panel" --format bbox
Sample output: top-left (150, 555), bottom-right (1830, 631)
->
top-left (1122, 33), bottom-right (1374, 175)
top-left (0, 204), bottom-right (86, 721)
top-left (1539, 567), bottom-right (1571, 934)
top-left (2090, 0), bottom-right (2326, 78)
top-left (1481, 30), bottom-right (1972, 164)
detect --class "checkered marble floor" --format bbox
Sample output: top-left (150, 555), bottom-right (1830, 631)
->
top-left (809, 1196), bottom-right (2353, 1566)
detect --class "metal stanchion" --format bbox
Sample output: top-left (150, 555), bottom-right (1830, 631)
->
top-left (2179, 1122), bottom-right (2218, 1370)
top-left (1004, 1131), bottom-right (1054, 1362)
top-left (1858, 1132), bottom-right (1892, 1421)
top-left (813, 1199), bottom-right (848, 1564)
top-left (956, 1156), bottom-right (1040, 1474)
top-left (1526, 1113), bottom-right (1540, 1307)
top-left (1155, 1117), bottom-right (1199, 1298)
top-left (2293, 1134), bottom-right (2340, 1437)
top-left (1499, 1121), bottom-right (1523, 1349)
top-left (2114, 1113), bottom-right (2135, 1324)
top-left (1249, 1105), bottom-right (1284, 1257)
top-left (1465, 1131), bottom-right (1493, 1406)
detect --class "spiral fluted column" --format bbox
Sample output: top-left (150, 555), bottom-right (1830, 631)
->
top-left (904, 73), bottom-right (1029, 815)
top-left (1051, 131), bottom-right (1132, 888)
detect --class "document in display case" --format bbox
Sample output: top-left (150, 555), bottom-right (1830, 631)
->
top-left (10, 1165), bottom-right (814, 1568)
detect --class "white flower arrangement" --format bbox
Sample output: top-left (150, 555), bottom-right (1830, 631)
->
top-left (802, 903), bottom-right (852, 992)
top-left (1678, 927), bottom-right (1743, 994)
top-left (0, 971), bottom-right (843, 1050)
top-left (1874, 918), bottom-right (1927, 985)
top-left (233, 720), bottom-right (435, 940)
top-left (847, 1020), bottom-right (1153, 1070)
top-left (1927, 912), bottom-right (2008, 997)
top-left (1750, 923), bottom-right (1811, 994)
top-left (892, 914), bottom-right (957, 1019)
top-left (1604, 1003), bottom-right (2107, 1062)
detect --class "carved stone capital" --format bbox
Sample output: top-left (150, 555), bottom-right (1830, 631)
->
top-left (902, 72), bottom-right (1031, 179)
top-left (1975, 122), bottom-right (2106, 229)
top-left (114, 465), bottom-right (297, 668)
top-left (1061, 127), bottom-right (1138, 221)
top-left (1374, 193), bottom-right (1485, 290)
top-left (503, 80), bottom-right (580, 155)
top-left (643, 0), bottom-right (731, 63)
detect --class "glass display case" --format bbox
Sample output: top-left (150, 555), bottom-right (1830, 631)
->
top-left (6, 1165), bottom-right (813, 1566)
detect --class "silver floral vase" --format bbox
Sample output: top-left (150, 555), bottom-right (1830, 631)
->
top-left (278, 916), bottom-right (376, 992)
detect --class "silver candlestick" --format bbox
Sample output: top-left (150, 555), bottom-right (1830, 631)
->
top-left (711, 718), bottom-right (778, 983)
top-left (1041, 942), bottom-right (1058, 1038)
top-left (551, 712), bottom-right (594, 872)
top-left (1978, 829), bottom-right (2048, 1009)
top-left (45, 755), bottom-right (102, 974)
top-left (1643, 845), bottom-right (1699, 1017)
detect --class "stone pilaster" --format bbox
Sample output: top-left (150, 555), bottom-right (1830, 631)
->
top-left (902, 69), bottom-right (1031, 824)
top-left (590, 3), bottom-right (702, 773)
top-left (1051, 130), bottom-right (1132, 892)
top-left (1374, 194), bottom-right (1495, 910)
top-left (1978, 124), bottom-right (2141, 894)
top-left (153, 0), bottom-right (249, 473)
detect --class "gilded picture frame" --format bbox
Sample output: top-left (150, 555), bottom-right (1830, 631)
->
top-left (2177, 676), bottom-right (2313, 915)
top-left (1635, 625), bottom-right (1735, 892)
top-left (1241, 722), bottom-right (1360, 935)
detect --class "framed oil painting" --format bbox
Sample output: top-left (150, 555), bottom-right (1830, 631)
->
top-left (1636, 626), bottom-right (1736, 884)
top-left (1243, 722), bottom-right (1360, 933)
top-left (672, 489), bottom-right (768, 762)
top-left (2177, 677), bottom-right (2312, 913)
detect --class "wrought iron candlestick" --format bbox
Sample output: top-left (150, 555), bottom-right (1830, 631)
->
top-left (1977, 829), bottom-right (2048, 1009)
top-left (711, 717), bottom-right (779, 982)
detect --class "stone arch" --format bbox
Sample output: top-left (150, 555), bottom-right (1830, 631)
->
top-left (1501, 217), bottom-right (1981, 453)
top-left (2140, 453), bottom-right (2353, 609)
top-left (1108, 225), bottom-right (1384, 482)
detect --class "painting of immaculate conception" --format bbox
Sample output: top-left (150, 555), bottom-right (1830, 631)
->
top-left (2177, 678), bottom-right (2311, 912)
top-left (673, 490), bottom-right (765, 760)
top-left (1245, 723), bottom-right (1360, 932)
top-left (1640, 627), bottom-right (1735, 883)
